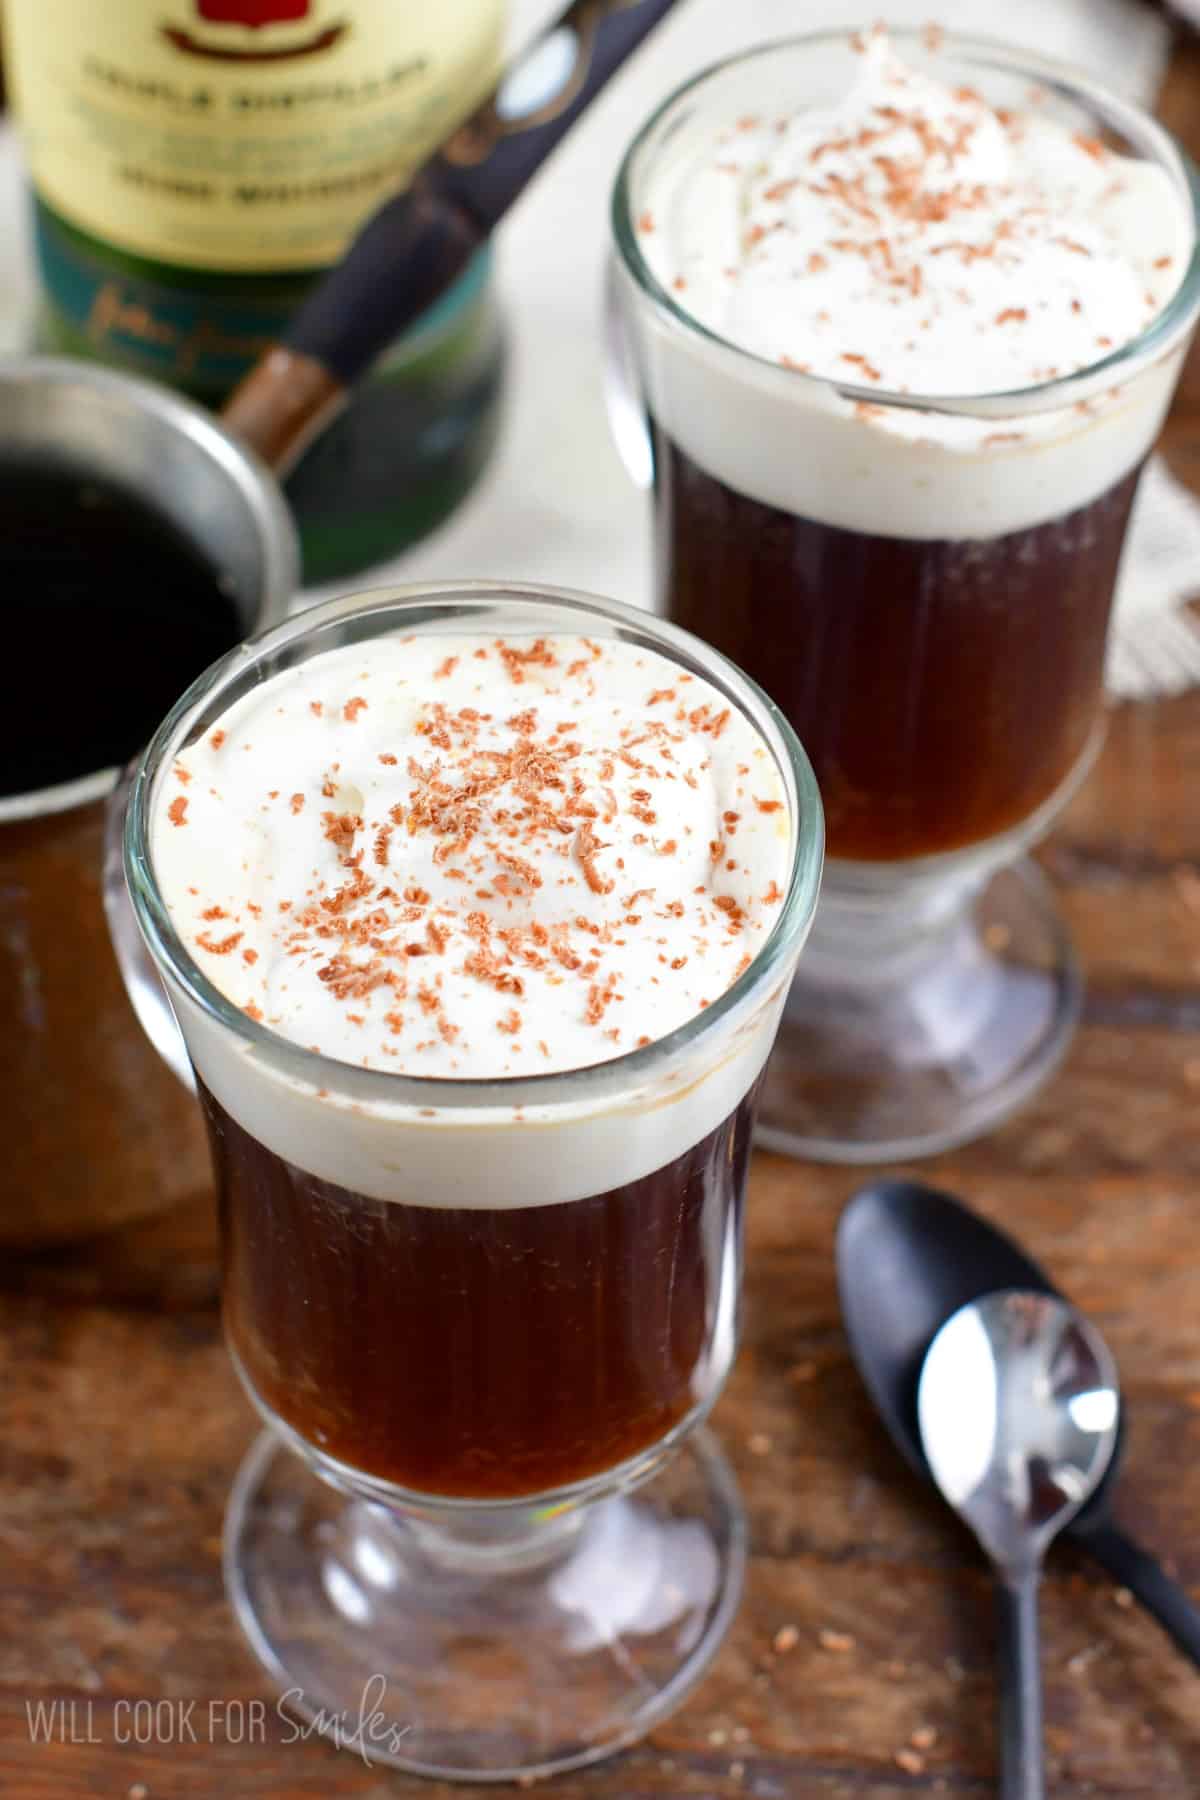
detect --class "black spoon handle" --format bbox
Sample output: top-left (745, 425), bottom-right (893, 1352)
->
top-left (997, 1573), bottom-right (1046, 1800)
top-left (1072, 1518), bottom-right (1200, 1663)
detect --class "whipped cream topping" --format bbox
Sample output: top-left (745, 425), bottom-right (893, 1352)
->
top-left (638, 29), bottom-right (1189, 398)
top-left (151, 632), bottom-right (792, 1080)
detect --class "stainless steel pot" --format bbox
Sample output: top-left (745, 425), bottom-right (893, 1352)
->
top-left (1, 359), bottom-right (298, 1245)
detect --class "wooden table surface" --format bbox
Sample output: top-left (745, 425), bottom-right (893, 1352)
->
top-left (7, 34), bottom-right (1200, 1800)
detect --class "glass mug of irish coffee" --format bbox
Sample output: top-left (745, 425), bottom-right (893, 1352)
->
top-left (122, 581), bottom-right (822, 1780)
top-left (612, 28), bottom-right (1200, 1159)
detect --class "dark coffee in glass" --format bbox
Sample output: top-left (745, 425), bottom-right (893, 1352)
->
top-left (207, 1080), bottom-right (753, 1498)
top-left (653, 431), bottom-right (1142, 862)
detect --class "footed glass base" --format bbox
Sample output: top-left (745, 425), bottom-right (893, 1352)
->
top-left (224, 1428), bottom-right (745, 1782)
top-left (757, 857), bottom-right (1081, 1164)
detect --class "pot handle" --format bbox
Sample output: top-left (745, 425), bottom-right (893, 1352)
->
top-left (220, 0), bottom-right (679, 478)
top-left (102, 763), bottom-right (195, 1094)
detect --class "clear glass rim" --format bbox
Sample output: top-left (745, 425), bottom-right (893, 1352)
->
top-left (125, 579), bottom-right (824, 1114)
top-left (611, 26), bottom-right (1200, 419)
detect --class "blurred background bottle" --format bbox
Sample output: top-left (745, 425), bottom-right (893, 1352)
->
top-left (1, 0), bottom-right (507, 583)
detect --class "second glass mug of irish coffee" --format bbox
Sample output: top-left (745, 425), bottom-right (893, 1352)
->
top-left (120, 581), bottom-right (823, 1781)
top-left (611, 29), bottom-right (1200, 1160)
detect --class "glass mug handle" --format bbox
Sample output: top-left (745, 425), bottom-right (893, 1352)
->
top-left (102, 762), bottom-right (196, 1093)
top-left (603, 255), bottom-right (653, 491)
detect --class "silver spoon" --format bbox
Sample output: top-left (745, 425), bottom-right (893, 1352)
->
top-left (918, 1291), bottom-right (1120, 1800)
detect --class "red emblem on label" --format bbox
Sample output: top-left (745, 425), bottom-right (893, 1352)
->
top-left (197, 0), bottom-right (311, 23)
top-left (163, 0), bottom-right (345, 60)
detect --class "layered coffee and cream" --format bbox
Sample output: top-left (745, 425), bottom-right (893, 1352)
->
top-left (150, 627), bottom-right (797, 1496)
top-left (620, 29), bottom-right (1196, 859)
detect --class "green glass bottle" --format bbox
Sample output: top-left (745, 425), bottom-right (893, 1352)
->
top-left (3, 0), bottom-right (507, 584)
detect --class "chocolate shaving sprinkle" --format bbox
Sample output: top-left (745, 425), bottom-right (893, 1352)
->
top-left (163, 636), bottom-right (790, 1075)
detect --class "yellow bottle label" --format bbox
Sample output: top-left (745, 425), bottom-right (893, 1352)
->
top-left (3, 0), bottom-right (505, 270)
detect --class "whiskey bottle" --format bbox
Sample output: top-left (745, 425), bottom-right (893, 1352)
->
top-left (2, 0), bottom-right (507, 582)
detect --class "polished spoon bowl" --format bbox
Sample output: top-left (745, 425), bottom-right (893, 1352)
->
top-left (919, 1291), bottom-right (1119, 1800)
top-left (836, 1178), bottom-right (1200, 1664)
